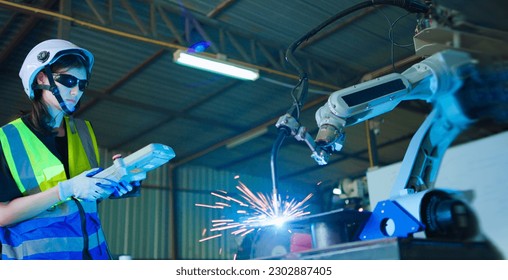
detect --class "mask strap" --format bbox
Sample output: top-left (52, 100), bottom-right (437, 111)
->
top-left (36, 65), bottom-right (75, 115)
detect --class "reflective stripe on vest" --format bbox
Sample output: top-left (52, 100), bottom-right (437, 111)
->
top-left (66, 117), bottom-right (100, 177)
top-left (0, 201), bottom-right (109, 260)
top-left (0, 117), bottom-right (107, 260)
top-left (0, 117), bottom-right (100, 195)
top-left (2, 231), bottom-right (108, 260)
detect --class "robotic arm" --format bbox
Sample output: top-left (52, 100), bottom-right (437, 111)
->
top-left (278, 50), bottom-right (476, 168)
top-left (314, 50), bottom-right (475, 156)
top-left (273, 0), bottom-right (508, 243)
top-left (275, 49), bottom-right (497, 241)
top-left (310, 48), bottom-right (508, 241)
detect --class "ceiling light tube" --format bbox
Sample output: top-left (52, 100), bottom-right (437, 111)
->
top-left (173, 50), bottom-right (260, 81)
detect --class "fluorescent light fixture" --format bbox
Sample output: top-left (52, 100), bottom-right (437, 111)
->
top-left (173, 50), bottom-right (259, 81)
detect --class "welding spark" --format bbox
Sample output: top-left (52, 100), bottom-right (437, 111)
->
top-left (196, 179), bottom-right (313, 243)
top-left (198, 233), bottom-right (222, 242)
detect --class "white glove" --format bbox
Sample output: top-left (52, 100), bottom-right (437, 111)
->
top-left (96, 179), bottom-right (134, 199)
top-left (57, 168), bottom-right (112, 201)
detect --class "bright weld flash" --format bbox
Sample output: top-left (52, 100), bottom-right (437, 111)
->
top-left (266, 216), bottom-right (288, 228)
top-left (196, 180), bottom-right (313, 243)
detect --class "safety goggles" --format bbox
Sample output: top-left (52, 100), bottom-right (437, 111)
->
top-left (52, 73), bottom-right (88, 91)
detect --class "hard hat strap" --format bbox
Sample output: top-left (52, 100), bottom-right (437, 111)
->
top-left (40, 65), bottom-right (74, 115)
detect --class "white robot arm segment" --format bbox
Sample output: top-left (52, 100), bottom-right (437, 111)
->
top-left (314, 50), bottom-right (475, 154)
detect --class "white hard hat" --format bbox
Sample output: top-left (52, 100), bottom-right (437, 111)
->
top-left (19, 39), bottom-right (94, 100)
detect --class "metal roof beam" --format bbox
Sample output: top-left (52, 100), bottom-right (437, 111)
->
top-left (156, 4), bottom-right (185, 44)
top-left (84, 0), bottom-right (107, 25)
top-left (0, 0), bottom-right (57, 65)
top-left (225, 30), bottom-right (252, 63)
top-left (57, 0), bottom-right (71, 39)
top-left (0, 1), bottom-right (342, 86)
top-left (150, 2), bottom-right (157, 36)
top-left (75, 49), bottom-right (166, 116)
top-left (207, 0), bottom-right (236, 19)
top-left (173, 93), bottom-right (332, 167)
top-left (256, 42), bottom-right (283, 70)
top-left (172, 51), bottom-right (430, 168)
top-left (84, 89), bottom-right (244, 131)
top-left (0, 13), bottom-right (18, 53)
top-left (120, 0), bottom-right (149, 35)
top-left (299, 7), bottom-right (378, 50)
top-left (153, 1), bottom-right (345, 83)
top-left (109, 80), bottom-right (245, 150)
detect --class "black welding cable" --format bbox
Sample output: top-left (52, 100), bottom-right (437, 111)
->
top-left (283, 0), bottom-right (428, 119)
top-left (285, 1), bottom-right (374, 76)
top-left (271, 0), bottom-right (429, 196)
top-left (270, 127), bottom-right (289, 201)
top-left (284, 1), bottom-right (374, 120)
top-left (273, 2), bottom-right (376, 197)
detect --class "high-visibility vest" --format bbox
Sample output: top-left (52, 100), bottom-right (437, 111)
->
top-left (0, 117), bottom-right (110, 259)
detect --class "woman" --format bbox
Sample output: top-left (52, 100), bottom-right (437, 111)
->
top-left (0, 39), bottom-right (132, 259)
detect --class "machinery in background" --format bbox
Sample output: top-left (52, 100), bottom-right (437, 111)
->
top-left (331, 177), bottom-right (370, 211)
top-left (241, 177), bottom-right (370, 259)
top-left (263, 0), bottom-right (507, 259)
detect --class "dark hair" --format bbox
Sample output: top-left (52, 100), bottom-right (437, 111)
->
top-left (24, 55), bottom-right (87, 134)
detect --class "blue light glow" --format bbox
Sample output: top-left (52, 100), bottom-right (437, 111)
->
top-left (188, 41), bottom-right (210, 53)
